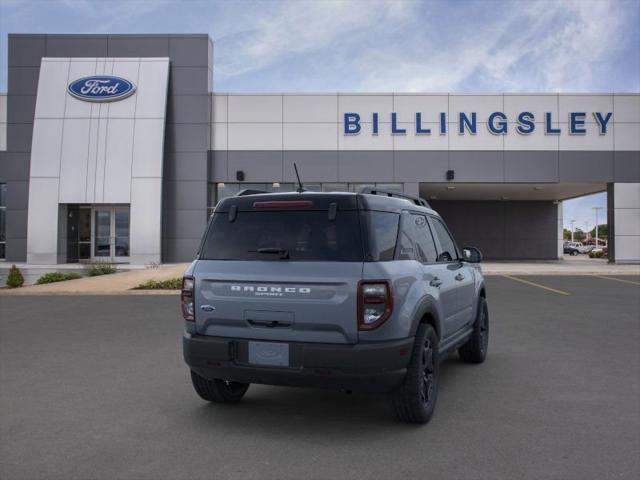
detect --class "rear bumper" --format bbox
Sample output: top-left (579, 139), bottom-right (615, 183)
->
top-left (183, 333), bottom-right (414, 393)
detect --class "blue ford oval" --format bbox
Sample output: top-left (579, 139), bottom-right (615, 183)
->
top-left (67, 76), bottom-right (136, 102)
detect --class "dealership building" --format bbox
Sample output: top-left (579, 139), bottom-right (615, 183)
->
top-left (0, 33), bottom-right (638, 264)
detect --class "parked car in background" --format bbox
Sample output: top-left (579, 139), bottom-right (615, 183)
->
top-left (564, 242), bottom-right (583, 256)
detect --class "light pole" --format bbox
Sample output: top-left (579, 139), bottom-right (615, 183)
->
top-left (592, 206), bottom-right (604, 248)
top-left (570, 219), bottom-right (576, 242)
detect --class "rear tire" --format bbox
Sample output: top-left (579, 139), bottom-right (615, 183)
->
top-left (190, 370), bottom-right (249, 403)
top-left (458, 296), bottom-right (489, 364)
top-left (390, 324), bottom-right (439, 424)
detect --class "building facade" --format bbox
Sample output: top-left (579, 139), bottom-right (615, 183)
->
top-left (0, 34), bottom-right (638, 264)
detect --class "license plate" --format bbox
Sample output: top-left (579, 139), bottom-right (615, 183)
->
top-left (248, 341), bottom-right (289, 367)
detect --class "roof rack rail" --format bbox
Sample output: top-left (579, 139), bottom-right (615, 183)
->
top-left (360, 188), bottom-right (431, 208)
top-left (236, 189), bottom-right (267, 196)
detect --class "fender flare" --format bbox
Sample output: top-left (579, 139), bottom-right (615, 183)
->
top-left (409, 295), bottom-right (442, 340)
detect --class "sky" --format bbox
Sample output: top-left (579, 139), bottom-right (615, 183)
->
top-left (1, 0), bottom-right (638, 228)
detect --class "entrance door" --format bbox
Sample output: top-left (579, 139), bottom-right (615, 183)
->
top-left (92, 206), bottom-right (130, 263)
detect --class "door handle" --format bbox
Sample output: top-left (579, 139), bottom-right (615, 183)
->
top-left (455, 273), bottom-right (465, 281)
top-left (430, 277), bottom-right (442, 287)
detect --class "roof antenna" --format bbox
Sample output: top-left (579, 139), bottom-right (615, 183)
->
top-left (293, 162), bottom-right (305, 193)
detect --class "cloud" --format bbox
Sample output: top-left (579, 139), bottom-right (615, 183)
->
top-left (343, 0), bottom-right (631, 92)
top-left (213, 0), bottom-right (637, 92)
top-left (213, 0), bottom-right (412, 79)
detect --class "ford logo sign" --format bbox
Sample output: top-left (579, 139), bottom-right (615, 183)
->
top-left (67, 76), bottom-right (136, 102)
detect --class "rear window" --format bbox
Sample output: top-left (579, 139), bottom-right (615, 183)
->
top-left (200, 211), bottom-right (363, 261)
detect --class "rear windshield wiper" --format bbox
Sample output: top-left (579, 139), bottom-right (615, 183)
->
top-left (249, 247), bottom-right (290, 260)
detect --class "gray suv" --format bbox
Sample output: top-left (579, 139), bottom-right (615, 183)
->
top-left (182, 188), bottom-right (488, 423)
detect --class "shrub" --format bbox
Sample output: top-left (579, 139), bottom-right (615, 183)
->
top-left (589, 250), bottom-right (606, 259)
top-left (6, 265), bottom-right (24, 288)
top-left (133, 278), bottom-right (182, 290)
top-left (36, 272), bottom-right (83, 285)
top-left (85, 262), bottom-right (117, 276)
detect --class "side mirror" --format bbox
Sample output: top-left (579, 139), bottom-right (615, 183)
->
top-left (462, 246), bottom-right (482, 263)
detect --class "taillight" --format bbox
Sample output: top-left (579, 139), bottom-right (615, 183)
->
top-left (357, 280), bottom-right (393, 331)
top-left (181, 276), bottom-right (195, 321)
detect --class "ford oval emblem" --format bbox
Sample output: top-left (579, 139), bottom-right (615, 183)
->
top-left (67, 76), bottom-right (136, 102)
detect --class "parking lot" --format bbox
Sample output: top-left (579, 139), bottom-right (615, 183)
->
top-left (1, 275), bottom-right (639, 480)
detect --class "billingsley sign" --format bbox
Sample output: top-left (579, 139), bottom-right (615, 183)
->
top-left (343, 111), bottom-right (613, 136)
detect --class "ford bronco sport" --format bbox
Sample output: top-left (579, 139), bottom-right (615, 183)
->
top-left (182, 188), bottom-right (488, 423)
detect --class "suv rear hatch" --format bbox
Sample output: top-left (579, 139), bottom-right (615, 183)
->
top-left (193, 194), bottom-right (363, 344)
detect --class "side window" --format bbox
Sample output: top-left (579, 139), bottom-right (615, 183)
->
top-left (365, 211), bottom-right (399, 261)
top-left (397, 213), bottom-right (438, 263)
top-left (397, 228), bottom-right (416, 260)
top-left (431, 217), bottom-right (458, 262)
top-left (411, 214), bottom-right (438, 263)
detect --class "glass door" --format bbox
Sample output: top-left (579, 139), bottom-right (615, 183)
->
top-left (113, 207), bottom-right (130, 262)
top-left (92, 206), bottom-right (130, 263)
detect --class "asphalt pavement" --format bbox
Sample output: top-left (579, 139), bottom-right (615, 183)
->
top-left (1, 275), bottom-right (639, 480)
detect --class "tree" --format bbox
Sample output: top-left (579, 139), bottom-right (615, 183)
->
top-left (563, 228), bottom-right (572, 240)
top-left (589, 224), bottom-right (607, 239)
top-left (6, 264), bottom-right (24, 288)
top-left (573, 228), bottom-right (586, 242)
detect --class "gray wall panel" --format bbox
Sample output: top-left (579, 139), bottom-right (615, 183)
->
top-left (227, 151), bottom-right (284, 182)
top-left (283, 151), bottom-right (339, 182)
top-left (0, 153), bottom-right (30, 181)
top-left (5, 180), bottom-right (29, 210)
top-left (165, 152), bottom-right (209, 181)
top-left (163, 180), bottom-right (208, 211)
top-left (169, 67), bottom-right (210, 95)
top-left (165, 124), bottom-right (209, 153)
top-left (167, 95), bottom-right (210, 124)
top-left (163, 209), bottom-right (207, 239)
top-left (8, 35), bottom-right (45, 67)
top-left (504, 150), bottom-right (559, 182)
top-left (614, 151), bottom-right (640, 182)
top-left (162, 238), bottom-right (201, 263)
top-left (559, 151), bottom-right (614, 182)
top-left (7, 95), bottom-right (36, 124)
top-left (6, 124), bottom-right (33, 152)
top-left (5, 237), bottom-right (26, 261)
top-left (338, 151), bottom-right (394, 182)
top-left (394, 151), bottom-right (448, 182)
top-left (449, 151), bottom-right (504, 182)
top-left (6, 209), bottom-right (28, 241)
top-left (431, 200), bottom-right (558, 260)
top-left (208, 151), bottom-right (228, 182)
top-left (169, 37), bottom-right (211, 67)
top-left (107, 35), bottom-right (170, 57)
top-left (45, 35), bottom-right (108, 57)
top-left (8, 67), bottom-right (40, 95)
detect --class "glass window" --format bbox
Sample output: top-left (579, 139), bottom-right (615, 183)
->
top-left (201, 210), bottom-right (363, 262)
top-left (397, 214), bottom-right (438, 263)
top-left (411, 214), bottom-right (438, 263)
top-left (364, 211), bottom-right (399, 261)
top-left (431, 217), bottom-right (459, 262)
top-left (350, 183), bottom-right (375, 193)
